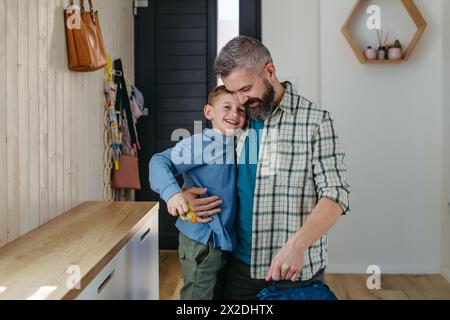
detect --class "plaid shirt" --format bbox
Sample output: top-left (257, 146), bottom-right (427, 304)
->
top-left (235, 82), bottom-right (351, 280)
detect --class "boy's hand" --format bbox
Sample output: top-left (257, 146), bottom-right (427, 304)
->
top-left (182, 187), bottom-right (222, 223)
top-left (167, 193), bottom-right (189, 217)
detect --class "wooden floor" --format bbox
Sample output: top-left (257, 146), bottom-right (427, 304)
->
top-left (159, 251), bottom-right (450, 300)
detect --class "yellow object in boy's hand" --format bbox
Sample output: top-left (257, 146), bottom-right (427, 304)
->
top-left (180, 205), bottom-right (197, 224)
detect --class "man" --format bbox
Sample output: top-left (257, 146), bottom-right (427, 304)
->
top-left (184, 36), bottom-right (351, 299)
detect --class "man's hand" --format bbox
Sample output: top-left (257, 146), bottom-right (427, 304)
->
top-left (182, 187), bottom-right (222, 223)
top-left (265, 235), bottom-right (305, 282)
top-left (167, 193), bottom-right (189, 218)
top-left (265, 198), bottom-right (344, 282)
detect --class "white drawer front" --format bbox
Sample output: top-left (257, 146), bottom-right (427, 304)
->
top-left (76, 247), bottom-right (127, 300)
top-left (75, 212), bottom-right (159, 300)
top-left (126, 211), bottom-right (159, 300)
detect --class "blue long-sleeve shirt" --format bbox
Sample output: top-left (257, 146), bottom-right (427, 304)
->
top-left (149, 129), bottom-right (237, 251)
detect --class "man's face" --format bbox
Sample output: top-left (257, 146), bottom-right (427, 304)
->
top-left (222, 67), bottom-right (276, 120)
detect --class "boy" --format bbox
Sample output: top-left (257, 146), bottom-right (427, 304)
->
top-left (149, 86), bottom-right (247, 300)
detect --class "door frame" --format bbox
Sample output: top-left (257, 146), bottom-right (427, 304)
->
top-left (240, 0), bottom-right (262, 41)
top-left (134, 0), bottom-right (261, 249)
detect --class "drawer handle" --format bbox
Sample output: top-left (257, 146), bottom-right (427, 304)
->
top-left (140, 227), bottom-right (151, 243)
top-left (97, 270), bottom-right (115, 295)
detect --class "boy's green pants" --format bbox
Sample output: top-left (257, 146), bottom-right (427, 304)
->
top-left (178, 232), bottom-right (227, 300)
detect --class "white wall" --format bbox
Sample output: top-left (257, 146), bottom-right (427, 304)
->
top-left (442, 0), bottom-right (450, 282)
top-left (263, 0), bottom-right (445, 274)
top-left (262, 0), bottom-right (321, 103)
top-left (0, 0), bottom-right (134, 246)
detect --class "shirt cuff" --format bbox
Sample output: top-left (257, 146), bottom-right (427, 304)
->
top-left (160, 184), bottom-right (182, 203)
top-left (320, 188), bottom-right (351, 215)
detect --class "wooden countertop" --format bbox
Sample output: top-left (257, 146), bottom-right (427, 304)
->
top-left (0, 201), bottom-right (159, 300)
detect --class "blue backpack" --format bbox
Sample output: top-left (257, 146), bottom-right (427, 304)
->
top-left (255, 281), bottom-right (337, 300)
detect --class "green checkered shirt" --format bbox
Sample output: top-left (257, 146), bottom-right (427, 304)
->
top-left (235, 82), bottom-right (351, 280)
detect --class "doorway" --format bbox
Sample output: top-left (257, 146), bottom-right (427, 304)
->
top-left (135, 0), bottom-right (261, 249)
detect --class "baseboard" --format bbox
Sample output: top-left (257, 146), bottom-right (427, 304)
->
top-left (327, 264), bottom-right (440, 274)
top-left (159, 249), bottom-right (178, 253)
top-left (441, 267), bottom-right (450, 283)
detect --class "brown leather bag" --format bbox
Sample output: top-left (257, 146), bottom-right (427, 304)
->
top-left (112, 155), bottom-right (141, 190)
top-left (64, 0), bottom-right (107, 72)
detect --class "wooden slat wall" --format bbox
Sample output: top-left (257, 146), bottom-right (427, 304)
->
top-left (0, 0), bottom-right (135, 246)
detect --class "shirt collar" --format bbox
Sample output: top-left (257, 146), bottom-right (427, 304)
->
top-left (273, 81), bottom-right (300, 116)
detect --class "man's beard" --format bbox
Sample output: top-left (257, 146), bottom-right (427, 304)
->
top-left (244, 80), bottom-right (276, 120)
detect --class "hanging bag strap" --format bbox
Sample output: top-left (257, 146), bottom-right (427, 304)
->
top-left (68, 0), bottom-right (92, 10)
top-left (80, 0), bottom-right (94, 12)
top-left (113, 65), bottom-right (123, 113)
top-left (114, 59), bottom-right (138, 152)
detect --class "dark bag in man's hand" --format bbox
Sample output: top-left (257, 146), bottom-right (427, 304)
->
top-left (255, 281), bottom-right (337, 300)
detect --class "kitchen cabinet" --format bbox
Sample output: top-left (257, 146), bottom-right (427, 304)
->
top-left (76, 208), bottom-right (159, 300)
top-left (0, 202), bottom-right (159, 300)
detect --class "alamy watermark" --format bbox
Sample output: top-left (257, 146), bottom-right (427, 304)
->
top-left (366, 5), bottom-right (382, 30)
top-left (66, 265), bottom-right (82, 290)
top-left (66, 6), bottom-right (81, 30)
top-left (366, 265), bottom-right (382, 290)
top-left (169, 121), bottom-right (280, 177)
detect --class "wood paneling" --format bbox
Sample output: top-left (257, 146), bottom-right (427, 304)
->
top-left (6, 0), bottom-right (19, 242)
top-left (0, 0), bottom-right (7, 246)
top-left (0, 0), bottom-right (134, 246)
top-left (18, 0), bottom-right (29, 234)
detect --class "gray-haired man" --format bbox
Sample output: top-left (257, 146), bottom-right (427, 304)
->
top-left (184, 36), bottom-right (351, 299)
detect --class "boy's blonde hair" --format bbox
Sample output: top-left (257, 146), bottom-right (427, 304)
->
top-left (208, 85), bottom-right (233, 106)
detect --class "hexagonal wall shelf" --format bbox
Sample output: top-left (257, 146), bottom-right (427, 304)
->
top-left (341, 0), bottom-right (427, 64)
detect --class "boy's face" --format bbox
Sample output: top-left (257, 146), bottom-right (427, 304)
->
top-left (203, 93), bottom-right (246, 136)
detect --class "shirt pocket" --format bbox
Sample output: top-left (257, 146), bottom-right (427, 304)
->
top-left (272, 143), bottom-right (310, 188)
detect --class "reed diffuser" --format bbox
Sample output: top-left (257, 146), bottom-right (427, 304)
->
top-left (376, 29), bottom-right (390, 60)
